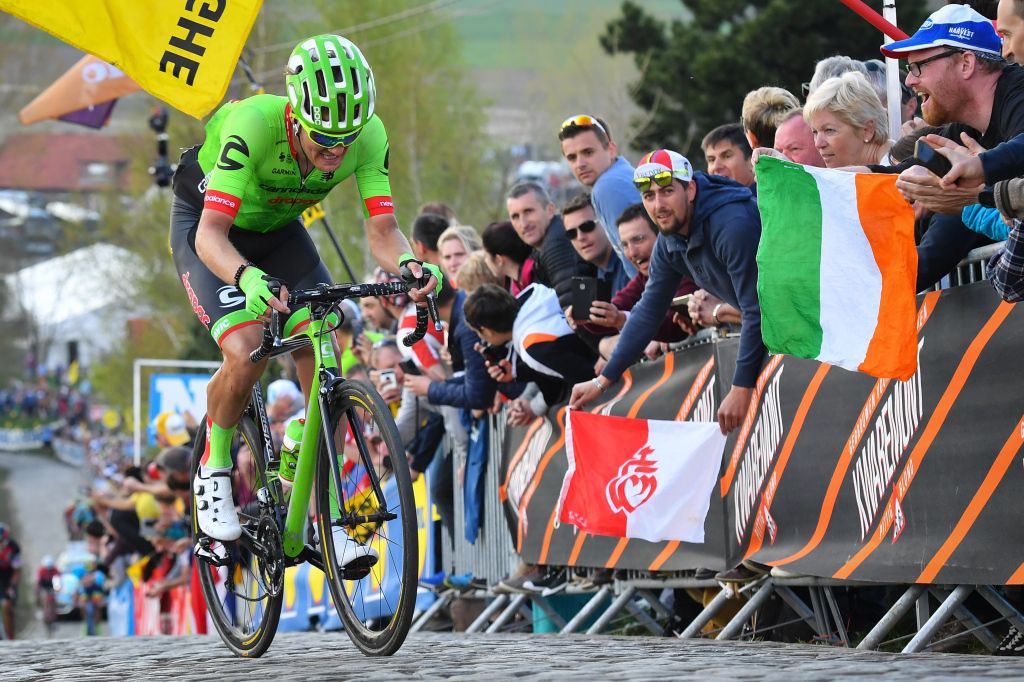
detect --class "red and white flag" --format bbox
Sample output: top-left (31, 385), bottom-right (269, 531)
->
top-left (557, 410), bottom-right (726, 543)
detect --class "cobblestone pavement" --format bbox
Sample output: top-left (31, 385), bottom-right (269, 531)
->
top-left (2, 631), bottom-right (1024, 680)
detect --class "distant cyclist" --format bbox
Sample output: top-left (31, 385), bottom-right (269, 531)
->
top-left (170, 35), bottom-right (441, 567)
top-left (0, 523), bottom-right (21, 639)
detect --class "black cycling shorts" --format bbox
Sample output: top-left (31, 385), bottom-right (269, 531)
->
top-left (170, 196), bottom-right (333, 346)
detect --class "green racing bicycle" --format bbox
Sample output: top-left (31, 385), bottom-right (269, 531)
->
top-left (190, 276), bottom-right (437, 658)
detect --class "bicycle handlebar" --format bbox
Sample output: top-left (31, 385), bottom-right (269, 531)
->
top-left (248, 279), bottom-right (437, 364)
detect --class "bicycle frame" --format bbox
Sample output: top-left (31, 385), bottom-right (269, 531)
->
top-left (248, 307), bottom-right (391, 560)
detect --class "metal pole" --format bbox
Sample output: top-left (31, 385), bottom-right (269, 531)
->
top-left (679, 587), bottom-right (732, 638)
top-left (410, 590), bottom-right (454, 633)
top-left (466, 594), bottom-right (508, 633)
top-left (560, 586), bottom-right (611, 634)
top-left (487, 594), bottom-right (530, 633)
top-left (531, 595), bottom-right (567, 631)
top-left (856, 581), bottom-right (921, 647)
top-left (903, 584), bottom-right (973, 653)
top-left (320, 216), bottom-right (357, 283)
top-left (624, 599), bottom-right (664, 636)
top-left (586, 585), bottom-right (637, 635)
top-left (716, 580), bottom-right (776, 640)
top-left (133, 359), bottom-right (141, 466)
top-left (977, 584), bottom-right (1024, 633)
top-left (882, 0), bottom-right (903, 142)
top-left (838, 0), bottom-right (909, 40)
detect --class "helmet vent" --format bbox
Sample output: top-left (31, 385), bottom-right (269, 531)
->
top-left (337, 94), bottom-right (347, 125)
top-left (349, 67), bottom-right (361, 98)
top-left (319, 105), bottom-right (331, 127)
top-left (309, 46), bottom-right (320, 63)
top-left (332, 64), bottom-right (344, 87)
top-left (301, 82), bottom-right (312, 115)
top-left (315, 69), bottom-right (327, 98)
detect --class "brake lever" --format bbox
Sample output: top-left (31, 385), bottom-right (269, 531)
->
top-left (425, 292), bottom-right (442, 332)
top-left (267, 278), bottom-right (284, 348)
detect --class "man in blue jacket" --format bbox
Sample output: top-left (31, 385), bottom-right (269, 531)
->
top-left (403, 287), bottom-right (498, 412)
top-left (569, 149), bottom-right (766, 435)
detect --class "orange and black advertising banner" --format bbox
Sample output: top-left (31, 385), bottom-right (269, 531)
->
top-left (500, 282), bottom-right (1024, 584)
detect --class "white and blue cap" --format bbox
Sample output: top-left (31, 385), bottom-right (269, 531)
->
top-left (880, 4), bottom-right (1001, 59)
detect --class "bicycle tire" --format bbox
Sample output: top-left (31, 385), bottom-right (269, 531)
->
top-left (316, 380), bottom-right (417, 656)
top-left (191, 411), bottom-right (283, 658)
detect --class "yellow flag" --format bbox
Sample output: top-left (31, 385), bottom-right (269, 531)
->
top-left (1, 0), bottom-right (262, 119)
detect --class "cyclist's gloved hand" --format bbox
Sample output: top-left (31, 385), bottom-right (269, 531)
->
top-left (398, 252), bottom-right (443, 294)
top-left (238, 265), bottom-right (277, 317)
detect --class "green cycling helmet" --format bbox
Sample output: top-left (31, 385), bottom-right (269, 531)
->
top-left (285, 34), bottom-right (376, 134)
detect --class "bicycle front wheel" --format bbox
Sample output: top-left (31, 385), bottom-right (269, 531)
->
top-left (316, 380), bottom-right (418, 656)
top-left (191, 412), bottom-right (283, 658)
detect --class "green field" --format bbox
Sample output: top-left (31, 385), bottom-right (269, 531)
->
top-left (453, 0), bottom-right (688, 70)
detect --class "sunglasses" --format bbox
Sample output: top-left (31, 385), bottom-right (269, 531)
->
top-left (565, 219), bottom-right (599, 242)
top-left (560, 114), bottom-right (607, 138)
top-left (633, 170), bottom-right (675, 193)
top-left (299, 120), bottom-right (362, 149)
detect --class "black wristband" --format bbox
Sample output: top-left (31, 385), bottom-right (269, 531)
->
top-left (233, 261), bottom-right (254, 288)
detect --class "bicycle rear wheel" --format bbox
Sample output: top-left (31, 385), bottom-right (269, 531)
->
top-left (191, 412), bottom-right (283, 658)
top-left (316, 380), bottom-right (417, 656)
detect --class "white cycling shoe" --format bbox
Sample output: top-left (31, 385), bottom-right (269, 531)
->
top-left (194, 467), bottom-right (242, 542)
top-left (331, 527), bottom-right (379, 575)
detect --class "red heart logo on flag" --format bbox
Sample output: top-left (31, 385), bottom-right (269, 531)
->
top-left (605, 445), bottom-right (659, 514)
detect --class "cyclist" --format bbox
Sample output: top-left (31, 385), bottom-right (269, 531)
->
top-left (169, 35), bottom-right (440, 569)
top-left (35, 555), bottom-right (59, 629)
top-left (0, 523), bottom-right (21, 639)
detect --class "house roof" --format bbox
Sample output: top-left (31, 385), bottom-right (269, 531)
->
top-left (5, 243), bottom-right (144, 325)
top-left (0, 133), bottom-right (136, 192)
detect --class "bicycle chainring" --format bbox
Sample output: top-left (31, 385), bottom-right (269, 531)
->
top-left (255, 514), bottom-right (285, 598)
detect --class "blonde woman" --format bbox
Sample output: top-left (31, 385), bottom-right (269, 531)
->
top-left (804, 71), bottom-right (892, 168)
top-left (437, 224), bottom-right (482, 283)
top-left (454, 250), bottom-right (500, 294)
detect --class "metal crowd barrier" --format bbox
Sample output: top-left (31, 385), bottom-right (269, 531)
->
top-left (412, 239), bottom-right (1024, 650)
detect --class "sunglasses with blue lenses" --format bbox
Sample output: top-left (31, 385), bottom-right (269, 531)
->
top-left (301, 122), bottom-right (362, 149)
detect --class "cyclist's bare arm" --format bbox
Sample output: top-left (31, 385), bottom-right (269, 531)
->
top-left (195, 208), bottom-right (289, 313)
top-left (365, 213), bottom-right (436, 302)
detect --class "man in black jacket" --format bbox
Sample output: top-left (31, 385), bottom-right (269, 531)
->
top-left (506, 181), bottom-right (582, 308)
top-left (871, 4), bottom-right (1024, 288)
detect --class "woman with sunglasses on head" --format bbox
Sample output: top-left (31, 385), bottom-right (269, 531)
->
top-left (169, 35), bottom-right (442, 549)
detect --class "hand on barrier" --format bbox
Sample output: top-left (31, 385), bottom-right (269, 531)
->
top-left (717, 385), bottom-right (753, 435)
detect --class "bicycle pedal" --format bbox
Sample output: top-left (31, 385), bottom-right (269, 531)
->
top-left (194, 540), bottom-right (228, 566)
top-left (341, 555), bottom-right (378, 581)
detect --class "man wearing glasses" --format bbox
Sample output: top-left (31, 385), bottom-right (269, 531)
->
top-left (559, 114), bottom-right (640, 278)
top-left (867, 5), bottom-right (1024, 289)
top-left (569, 150), bottom-right (764, 435)
top-left (170, 34), bottom-right (440, 543)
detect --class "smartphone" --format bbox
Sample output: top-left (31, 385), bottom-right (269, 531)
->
top-left (670, 294), bottom-right (693, 313)
top-left (480, 341), bottom-right (509, 364)
top-left (571, 276), bottom-right (612, 320)
top-left (378, 368), bottom-right (398, 391)
top-left (914, 139), bottom-right (953, 177)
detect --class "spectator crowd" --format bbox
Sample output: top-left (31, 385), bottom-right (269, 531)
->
top-left (7, 0), bottom-right (1024, 648)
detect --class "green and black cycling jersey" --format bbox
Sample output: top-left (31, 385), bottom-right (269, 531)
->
top-left (172, 94), bottom-right (394, 229)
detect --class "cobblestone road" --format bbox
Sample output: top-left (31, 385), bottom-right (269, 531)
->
top-left (2, 631), bottom-right (1023, 680)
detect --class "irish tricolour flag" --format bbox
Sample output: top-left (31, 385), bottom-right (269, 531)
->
top-left (557, 411), bottom-right (726, 543)
top-left (755, 156), bottom-right (918, 380)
